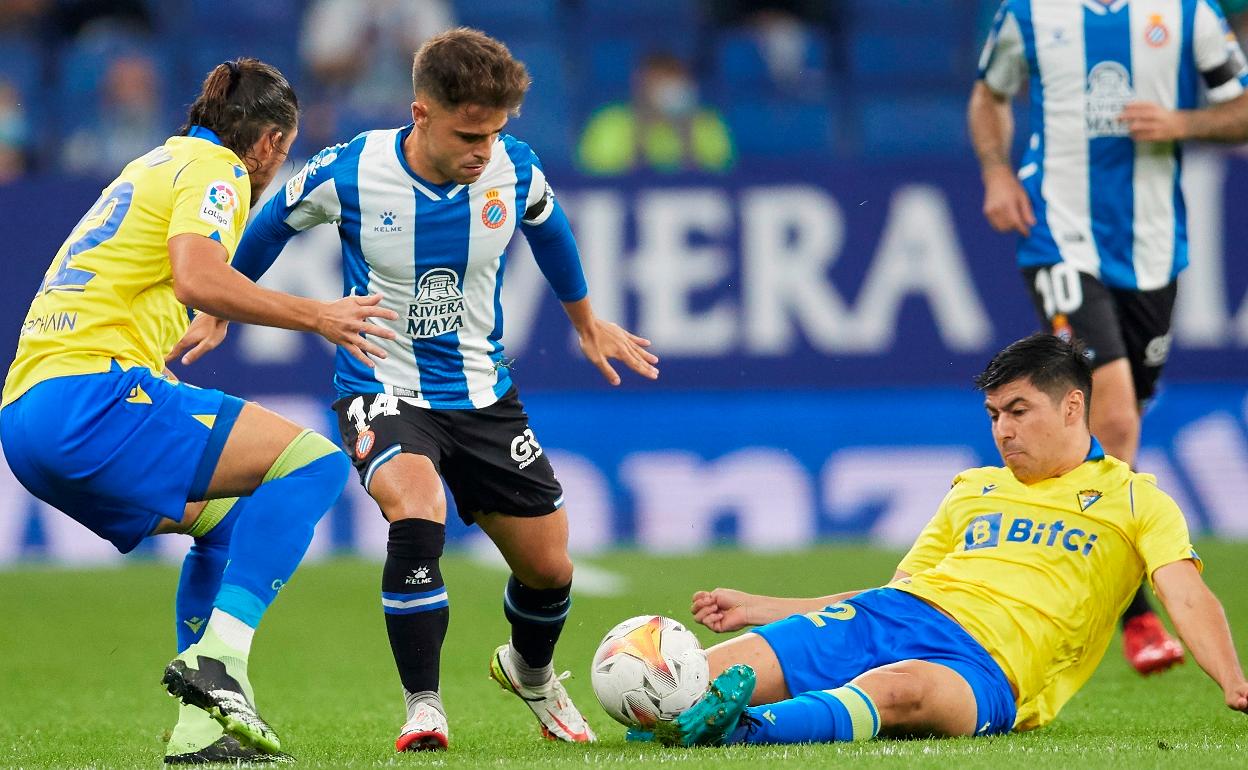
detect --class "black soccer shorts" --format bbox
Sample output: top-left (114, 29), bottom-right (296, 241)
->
top-left (333, 387), bottom-right (564, 524)
top-left (1023, 263), bottom-right (1177, 401)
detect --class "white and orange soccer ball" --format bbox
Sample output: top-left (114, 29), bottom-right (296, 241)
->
top-left (590, 615), bottom-right (710, 728)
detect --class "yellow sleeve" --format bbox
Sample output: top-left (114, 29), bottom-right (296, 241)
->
top-left (168, 157), bottom-right (251, 259)
top-left (1132, 477), bottom-right (1204, 584)
top-left (898, 483), bottom-right (960, 574)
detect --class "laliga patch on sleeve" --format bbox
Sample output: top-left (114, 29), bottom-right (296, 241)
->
top-left (284, 165), bottom-right (309, 207)
top-left (199, 180), bottom-right (238, 229)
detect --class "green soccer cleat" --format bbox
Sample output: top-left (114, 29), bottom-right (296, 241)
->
top-left (654, 664), bottom-right (756, 747)
top-left (162, 653), bottom-right (282, 755)
top-left (164, 734), bottom-right (294, 765)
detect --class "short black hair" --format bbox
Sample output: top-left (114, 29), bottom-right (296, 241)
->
top-left (974, 333), bottom-right (1093, 419)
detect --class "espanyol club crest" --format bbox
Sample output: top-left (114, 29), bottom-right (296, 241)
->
top-left (481, 188), bottom-right (508, 229)
top-left (1144, 14), bottom-right (1169, 47)
top-left (355, 429), bottom-right (375, 459)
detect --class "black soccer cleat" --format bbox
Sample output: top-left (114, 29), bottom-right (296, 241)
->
top-left (162, 656), bottom-right (282, 754)
top-left (164, 734), bottom-right (294, 765)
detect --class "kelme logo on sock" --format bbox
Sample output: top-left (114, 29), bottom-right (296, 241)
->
top-left (406, 566), bottom-right (433, 585)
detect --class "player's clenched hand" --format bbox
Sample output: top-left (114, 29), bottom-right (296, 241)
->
top-left (1225, 680), bottom-right (1248, 713)
top-left (315, 293), bottom-right (399, 368)
top-left (982, 164), bottom-right (1035, 238)
top-left (691, 588), bottom-right (757, 633)
top-left (577, 318), bottom-right (659, 386)
top-left (1121, 101), bottom-right (1187, 143)
top-left (167, 312), bottom-right (229, 366)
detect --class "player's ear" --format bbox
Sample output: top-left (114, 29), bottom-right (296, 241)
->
top-left (1066, 388), bottom-right (1084, 425)
top-left (412, 100), bottom-right (428, 127)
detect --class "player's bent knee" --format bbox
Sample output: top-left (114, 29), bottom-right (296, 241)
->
top-left (263, 430), bottom-right (350, 500)
top-left (515, 556), bottom-right (573, 590)
top-left (856, 671), bottom-right (926, 721)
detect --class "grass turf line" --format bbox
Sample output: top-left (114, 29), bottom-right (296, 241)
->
top-left (2, 542), bottom-right (1248, 767)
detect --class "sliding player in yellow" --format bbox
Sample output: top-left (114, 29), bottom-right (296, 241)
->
top-left (0, 60), bottom-right (397, 764)
top-left (657, 334), bottom-right (1248, 745)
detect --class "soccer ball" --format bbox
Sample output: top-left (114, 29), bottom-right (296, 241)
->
top-left (590, 615), bottom-right (710, 728)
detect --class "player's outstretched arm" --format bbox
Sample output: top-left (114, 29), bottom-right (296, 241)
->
top-left (563, 297), bottom-right (658, 385)
top-left (969, 81), bottom-right (1034, 238)
top-left (690, 576), bottom-right (904, 634)
top-left (1153, 560), bottom-right (1248, 713)
top-left (168, 233), bottom-right (399, 367)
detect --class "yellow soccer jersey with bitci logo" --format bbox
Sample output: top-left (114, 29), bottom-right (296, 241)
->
top-left (892, 452), bottom-right (1200, 731)
top-left (3, 135), bottom-right (251, 406)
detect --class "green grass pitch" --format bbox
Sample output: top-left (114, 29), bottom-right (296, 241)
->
top-left (4, 542), bottom-right (1248, 768)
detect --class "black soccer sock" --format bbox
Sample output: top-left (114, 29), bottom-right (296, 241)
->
top-left (382, 518), bottom-right (449, 695)
top-left (503, 575), bottom-right (571, 671)
top-left (1122, 584), bottom-right (1154, 626)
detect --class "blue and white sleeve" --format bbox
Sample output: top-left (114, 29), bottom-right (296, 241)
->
top-left (977, 2), bottom-right (1026, 98)
top-left (520, 162), bottom-right (588, 303)
top-left (1194, 0), bottom-right (1248, 104)
top-left (233, 144), bottom-right (345, 281)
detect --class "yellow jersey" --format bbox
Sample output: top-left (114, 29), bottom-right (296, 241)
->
top-left (3, 129), bottom-right (251, 406)
top-left (892, 443), bottom-right (1200, 731)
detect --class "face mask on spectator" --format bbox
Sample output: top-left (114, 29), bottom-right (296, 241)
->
top-left (652, 78), bottom-right (696, 119)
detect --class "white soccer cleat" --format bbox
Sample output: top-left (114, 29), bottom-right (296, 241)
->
top-left (489, 644), bottom-right (597, 743)
top-left (395, 701), bottom-right (449, 752)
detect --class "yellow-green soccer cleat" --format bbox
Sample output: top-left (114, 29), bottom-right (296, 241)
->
top-left (489, 644), bottom-right (596, 742)
top-left (654, 664), bottom-right (757, 747)
top-left (162, 653), bottom-right (282, 755)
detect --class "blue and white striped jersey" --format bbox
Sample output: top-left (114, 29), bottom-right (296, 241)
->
top-left (238, 126), bottom-right (587, 409)
top-left (979, 0), bottom-right (1248, 290)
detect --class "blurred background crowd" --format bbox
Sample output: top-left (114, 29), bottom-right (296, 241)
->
top-left (5, 1), bottom-right (1248, 558)
top-left (13, 0), bottom-right (1246, 184)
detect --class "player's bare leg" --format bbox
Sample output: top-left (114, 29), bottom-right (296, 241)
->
top-left (706, 632), bottom-right (790, 705)
top-left (1089, 359), bottom-right (1140, 466)
top-left (1091, 359), bottom-right (1185, 674)
top-left (479, 508), bottom-right (596, 742)
top-left (850, 660), bottom-right (978, 738)
top-left (162, 402), bottom-right (348, 755)
top-left (368, 454), bottom-right (451, 751)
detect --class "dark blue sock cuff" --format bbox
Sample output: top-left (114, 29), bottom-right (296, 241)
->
top-left (503, 576), bottom-right (571, 625)
top-left (388, 518), bottom-right (446, 559)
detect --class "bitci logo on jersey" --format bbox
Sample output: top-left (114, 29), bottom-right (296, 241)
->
top-left (482, 189), bottom-right (507, 229)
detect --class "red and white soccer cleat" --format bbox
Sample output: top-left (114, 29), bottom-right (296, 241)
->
top-left (1123, 611), bottom-right (1185, 675)
top-left (395, 701), bottom-right (449, 752)
top-left (489, 644), bottom-right (596, 743)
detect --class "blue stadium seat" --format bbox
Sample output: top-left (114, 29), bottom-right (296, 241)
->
top-left (857, 93), bottom-right (970, 159)
top-left (725, 100), bottom-right (836, 161)
top-left (189, 0), bottom-right (300, 28)
top-left (577, 0), bottom-right (698, 28)
top-left (0, 36), bottom-right (41, 96)
top-left (54, 35), bottom-right (174, 124)
top-left (847, 0), bottom-right (969, 34)
top-left (452, 0), bottom-right (558, 31)
top-left (504, 41), bottom-right (572, 164)
top-left (711, 28), bottom-right (831, 102)
top-left (186, 34), bottom-right (300, 93)
top-left (847, 31), bottom-right (969, 87)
